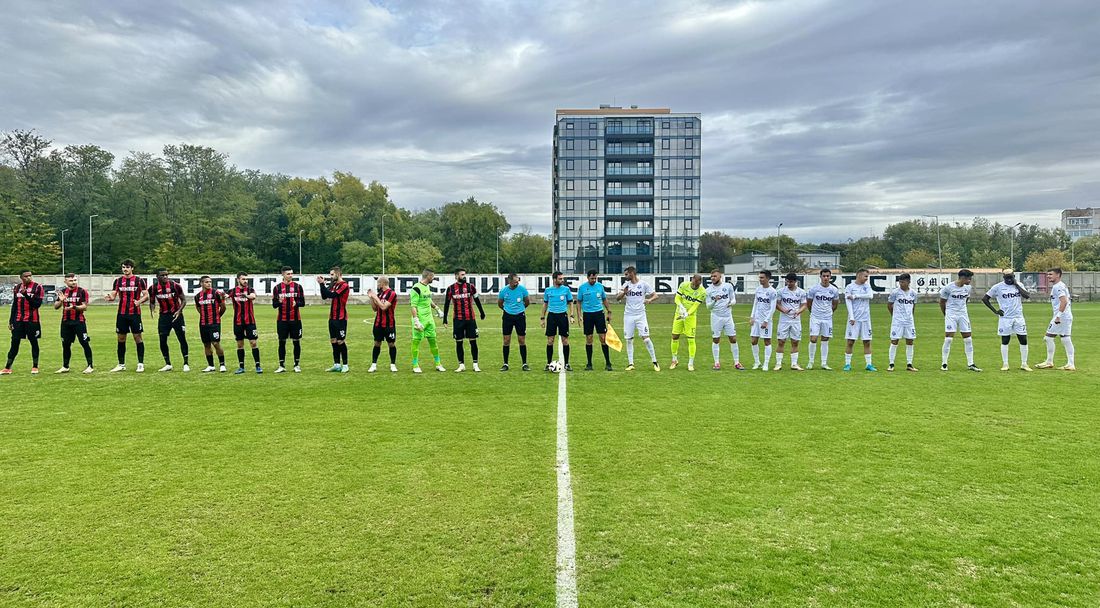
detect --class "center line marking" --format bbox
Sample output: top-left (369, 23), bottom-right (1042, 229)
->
top-left (556, 345), bottom-right (578, 608)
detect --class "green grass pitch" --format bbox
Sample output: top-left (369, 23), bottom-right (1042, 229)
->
top-left (1, 302), bottom-right (1097, 607)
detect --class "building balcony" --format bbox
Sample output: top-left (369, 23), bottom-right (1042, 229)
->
top-left (605, 227), bottom-right (654, 237)
top-left (606, 187), bottom-right (653, 196)
top-left (605, 207), bottom-right (654, 217)
top-left (606, 166), bottom-right (654, 176)
top-left (606, 247), bottom-right (653, 257)
top-left (606, 125), bottom-right (654, 135)
top-left (605, 146), bottom-right (654, 157)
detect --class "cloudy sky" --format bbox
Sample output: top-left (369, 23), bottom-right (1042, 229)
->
top-left (2, 0), bottom-right (1099, 241)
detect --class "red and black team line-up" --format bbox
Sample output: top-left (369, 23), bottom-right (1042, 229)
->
top-left (2, 259), bottom-right (405, 376)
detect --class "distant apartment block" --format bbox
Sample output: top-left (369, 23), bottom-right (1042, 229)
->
top-left (1063, 207), bottom-right (1097, 241)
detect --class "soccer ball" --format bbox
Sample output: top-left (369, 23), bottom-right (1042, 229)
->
top-left (548, 361), bottom-right (562, 373)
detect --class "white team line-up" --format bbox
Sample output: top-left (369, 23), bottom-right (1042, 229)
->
top-left (2, 265), bottom-right (1079, 375)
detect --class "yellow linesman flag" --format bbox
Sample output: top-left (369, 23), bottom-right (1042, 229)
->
top-left (605, 323), bottom-right (624, 352)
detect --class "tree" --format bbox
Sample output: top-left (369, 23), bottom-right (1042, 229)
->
top-left (902, 249), bottom-right (936, 269)
top-left (436, 197), bottom-right (510, 272)
top-left (698, 231), bottom-right (736, 271)
top-left (777, 249), bottom-right (809, 273)
top-left (339, 239), bottom-right (443, 274)
top-left (1024, 248), bottom-right (1075, 272)
top-left (1069, 236), bottom-right (1100, 271)
top-left (501, 228), bottom-right (552, 273)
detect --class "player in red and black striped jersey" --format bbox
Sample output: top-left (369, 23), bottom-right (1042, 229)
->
top-left (2, 270), bottom-right (44, 375)
top-left (318, 265), bottom-right (351, 372)
top-left (53, 273), bottom-right (93, 374)
top-left (228, 272), bottom-right (262, 374)
top-left (443, 268), bottom-right (486, 372)
top-left (194, 275), bottom-right (227, 372)
top-left (104, 259), bottom-right (149, 372)
top-left (367, 276), bottom-right (398, 372)
top-left (271, 266), bottom-right (305, 373)
top-left (149, 267), bottom-right (190, 372)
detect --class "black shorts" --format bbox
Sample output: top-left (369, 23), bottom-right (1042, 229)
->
top-left (502, 312), bottom-right (526, 336)
top-left (60, 321), bottom-right (89, 343)
top-left (277, 320), bottom-right (303, 340)
top-left (199, 323), bottom-right (222, 344)
top-left (329, 319), bottom-right (348, 340)
top-left (373, 325), bottom-right (397, 343)
top-left (545, 312), bottom-right (570, 337)
top-left (234, 323), bottom-right (258, 341)
top-left (452, 319), bottom-right (479, 340)
top-left (116, 313), bottom-right (143, 335)
top-left (583, 311), bottom-right (607, 336)
top-left (12, 321), bottom-right (42, 340)
top-left (158, 313), bottom-right (186, 336)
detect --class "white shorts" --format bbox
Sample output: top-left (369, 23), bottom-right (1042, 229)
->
top-left (623, 314), bottom-right (650, 339)
top-left (711, 315), bottom-right (736, 338)
top-left (1046, 316), bottom-right (1072, 337)
top-left (809, 318), bottom-right (833, 338)
top-left (890, 321), bottom-right (916, 340)
top-left (749, 318), bottom-right (773, 339)
top-left (944, 313), bottom-right (971, 334)
top-left (997, 316), bottom-right (1027, 336)
top-left (845, 320), bottom-right (873, 341)
top-left (777, 321), bottom-right (802, 341)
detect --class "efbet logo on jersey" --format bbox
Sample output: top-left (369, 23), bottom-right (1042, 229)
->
top-left (756, 295), bottom-right (772, 304)
top-left (896, 296), bottom-right (916, 306)
top-left (814, 294), bottom-right (833, 302)
top-left (626, 288), bottom-right (645, 298)
top-left (782, 297), bottom-right (801, 306)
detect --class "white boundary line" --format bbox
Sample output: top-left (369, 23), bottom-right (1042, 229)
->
top-left (556, 340), bottom-right (578, 608)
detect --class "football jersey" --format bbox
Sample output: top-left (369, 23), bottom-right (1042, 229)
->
top-left (577, 281), bottom-right (607, 313)
top-left (751, 286), bottom-right (778, 322)
top-left (228, 285), bottom-right (257, 325)
top-left (777, 286), bottom-right (807, 320)
top-left (112, 275), bottom-right (147, 315)
top-left (9, 282), bottom-right (44, 323)
top-left (675, 281), bottom-right (707, 318)
top-left (543, 285), bottom-right (573, 313)
top-left (410, 283), bottom-right (434, 319)
top-left (806, 284), bottom-right (840, 321)
top-left (498, 284), bottom-right (529, 315)
top-left (705, 282), bottom-right (735, 317)
top-left (622, 281), bottom-right (653, 316)
top-left (150, 280), bottom-right (185, 315)
top-left (939, 282), bottom-right (971, 315)
top-left (194, 288), bottom-right (224, 325)
top-left (1050, 281), bottom-right (1073, 318)
top-left (888, 287), bottom-right (917, 324)
top-left (986, 282), bottom-right (1024, 319)
top-left (58, 286), bottom-right (89, 323)
top-left (844, 282), bottom-right (874, 322)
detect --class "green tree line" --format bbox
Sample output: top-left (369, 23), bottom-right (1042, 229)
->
top-left (0, 129), bottom-right (551, 275)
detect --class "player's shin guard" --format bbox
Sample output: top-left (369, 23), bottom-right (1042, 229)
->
top-left (751, 343), bottom-right (759, 365)
top-left (889, 343), bottom-right (897, 365)
top-left (469, 340), bottom-right (478, 363)
top-left (1044, 336), bottom-right (1056, 363)
top-left (712, 343), bottom-right (720, 363)
top-left (426, 337), bottom-right (439, 362)
top-left (176, 328), bottom-right (189, 361)
top-left (687, 338), bottom-right (696, 362)
top-left (117, 342), bottom-right (126, 364)
top-left (731, 343), bottom-right (740, 364)
top-left (160, 334), bottom-right (171, 363)
top-left (455, 341), bottom-right (465, 364)
top-left (372, 345), bottom-right (381, 363)
top-left (333, 343), bottom-right (342, 365)
top-left (808, 341), bottom-right (817, 365)
top-left (906, 344), bottom-right (914, 364)
top-left (643, 337), bottom-right (657, 363)
top-left (1020, 343), bottom-right (1028, 364)
top-left (942, 336), bottom-right (953, 365)
top-left (1000, 343), bottom-right (1010, 366)
top-left (278, 339), bottom-right (287, 366)
top-left (62, 340), bottom-right (73, 368)
top-left (764, 344), bottom-right (772, 367)
top-left (670, 339), bottom-right (680, 360)
top-left (292, 340), bottom-right (301, 365)
top-left (626, 338), bottom-right (635, 364)
top-left (135, 341), bottom-right (145, 364)
top-left (28, 338), bottom-right (39, 367)
top-left (388, 344), bottom-right (397, 364)
top-left (963, 337), bottom-right (974, 365)
top-left (820, 341), bottom-right (829, 365)
top-left (252, 347), bottom-right (260, 365)
top-left (1061, 336), bottom-right (1075, 366)
top-left (81, 339), bottom-right (93, 367)
top-left (237, 348), bottom-right (245, 366)
top-left (206, 354), bottom-right (215, 367)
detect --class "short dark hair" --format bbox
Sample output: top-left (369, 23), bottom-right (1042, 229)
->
top-left (121, 259), bottom-right (135, 268)
top-left (1048, 267), bottom-right (1063, 276)
top-left (784, 272), bottom-right (798, 282)
top-left (819, 268), bottom-right (832, 275)
top-left (759, 270), bottom-right (772, 279)
top-left (19, 269), bottom-right (31, 276)
top-left (455, 267), bottom-right (467, 275)
top-left (552, 271), bottom-right (564, 280)
top-left (857, 268), bottom-right (869, 274)
top-left (200, 275), bottom-right (211, 282)
top-left (507, 272), bottom-right (519, 281)
top-left (624, 266), bottom-right (637, 274)
top-left (958, 269), bottom-right (974, 278)
top-left (236, 272), bottom-right (248, 279)
top-left (156, 267), bottom-right (168, 274)
top-left (65, 273), bottom-right (75, 279)
top-left (897, 273), bottom-right (911, 281)
top-left (330, 265), bottom-right (342, 273)
top-left (711, 268), bottom-right (722, 274)
top-left (586, 269), bottom-right (598, 277)
top-left (281, 266), bottom-right (293, 273)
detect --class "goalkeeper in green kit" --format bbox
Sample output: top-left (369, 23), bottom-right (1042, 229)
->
top-left (410, 269), bottom-right (446, 373)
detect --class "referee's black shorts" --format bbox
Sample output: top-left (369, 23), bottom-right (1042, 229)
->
top-left (544, 312), bottom-right (569, 337)
top-left (583, 311), bottom-right (607, 336)
top-left (502, 312), bottom-right (526, 336)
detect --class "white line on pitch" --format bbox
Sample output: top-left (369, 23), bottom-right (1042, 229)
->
top-left (556, 339), bottom-right (578, 608)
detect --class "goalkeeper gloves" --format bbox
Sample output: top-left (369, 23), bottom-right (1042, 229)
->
top-left (677, 304), bottom-right (688, 319)
top-left (413, 318), bottom-right (424, 331)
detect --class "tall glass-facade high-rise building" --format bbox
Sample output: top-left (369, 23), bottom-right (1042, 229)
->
top-left (552, 106), bottom-right (701, 274)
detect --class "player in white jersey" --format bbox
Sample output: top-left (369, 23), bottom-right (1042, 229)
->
top-left (887, 273), bottom-right (918, 372)
top-left (982, 271), bottom-right (1032, 371)
top-left (939, 269), bottom-right (981, 372)
top-left (1037, 267), bottom-right (1075, 371)
top-left (615, 266), bottom-right (660, 371)
top-left (805, 268), bottom-right (840, 370)
top-left (774, 272), bottom-right (808, 370)
top-left (748, 270), bottom-right (778, 371)
top-left (843, 268), bottom-right (876, 371)
top-left (705, 269), bottom-right (743, 370)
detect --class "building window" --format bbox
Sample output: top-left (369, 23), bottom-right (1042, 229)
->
top-left (685, 138), bottom-right (693, 149)
top-left (589, 121), bottom-right (597, 130)
top-left (685, 199), bottom-right (693, 210)
top-left (661, 159), bottom-right (670, 170)
top-left (567, 200), bottom-right (574, 211)
top-left (662, 121), bottom-right (670, 129)
top-left (661, 199), bottom-right (670, 210)
top-left (685, 158), bottom-right (693, 169)
top-left (567, 240), bottom-right (575, 250)
top-left (685, 179), bottom-right (693, 190)
top-left (684, 121), bottom-right (692, 129)
top-left (566, 140), bottom-right (574, 150)
top-left (662, 138), bottom-right (670, 149)
top-left (662, 179), bottom-right (670, 190)
top-left (589, 159), bottom-right (597, 170)
top-left (589, 139), bottom-right (597, 150)
top-left (661, 219), bottom-right (670, 230)
top-left (566, 160), bottom-right (574, 170)
top-left (589, 180), bottom-right (597, 189)
top-left (686, 219), bottom-right (693, 230)
top-left (589, 200), bottom-right (598, 211)
top-left (589, 220), bottom-right (597, 230)
top-left (567, 180), bottom-right (574, 190)
top-left (567, 220), bottom-right (575, 230)
top-left (566, 122), bottom-right (574, 130)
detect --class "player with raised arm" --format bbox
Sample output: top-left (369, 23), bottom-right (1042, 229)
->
top-left (272, 266), bottom-right (305, 373)
top-left (443, 268), bottom-right (486, 373)
top-left (410, 269), bottom-right (445, 373)
top-left (498, 273), bottom-right (531, 371)
top-left (318, 266), bottom-right (351, 373)
top-left (227, 272), bottom-right (262, 374)
top-left (104, 259), bottom-right (149, 373)
top-left (54, 273), bottom-right (93, 374)
top-left (149, 268), bottom-right (190, 372)
top-left (749, 270), bottom-right (778, 371)
top-left (194, 276), bottom-right (227, 372)
top-left (367, 277), bottom-right (398, 373)
top-left (844, 268), bottom-right (876, 372)
top-left (616, 266), bottom-right (659, 372)
top-left (983, 271), bottom-right (1031, 371)
top-left (2, 270), bottom-right (44, 375)
top-left (669, 274), bottom-right (706, 371)
top-left (887, 273), bottom-right (918, 372)
top-left (805, 268), bottom-right (840, 370)
top-left (541, 271), bottom-right (575, 371)
top-left (705, 269), bottom-right (742, 370)
top-left (774, 272), bottom-right (808, 371)
top-left (577, 269), bottom-right (613, 371)
top-left (1037, 267), bottom-right (1075, 371)
top-left (940, 269), bottom-right (980, 372)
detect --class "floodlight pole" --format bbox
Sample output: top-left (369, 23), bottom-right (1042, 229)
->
top-left (776, 223), bottom-right (783, 271)
top-left (60, 229), bottom-right (69, 275)
top-left (1010, 222), bottom-right (1022, 270)
top-left (88, 214), bottom-right (98, 275)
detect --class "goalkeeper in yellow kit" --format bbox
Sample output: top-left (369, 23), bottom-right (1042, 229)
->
top-left (670, 273), bottom-right (707, 371)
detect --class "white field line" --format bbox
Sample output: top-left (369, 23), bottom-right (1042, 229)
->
top-left (556, 339), bottom-right (578, 608)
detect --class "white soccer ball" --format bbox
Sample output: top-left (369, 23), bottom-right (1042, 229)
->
top-left (548, 361), bottom-right (562, 373)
